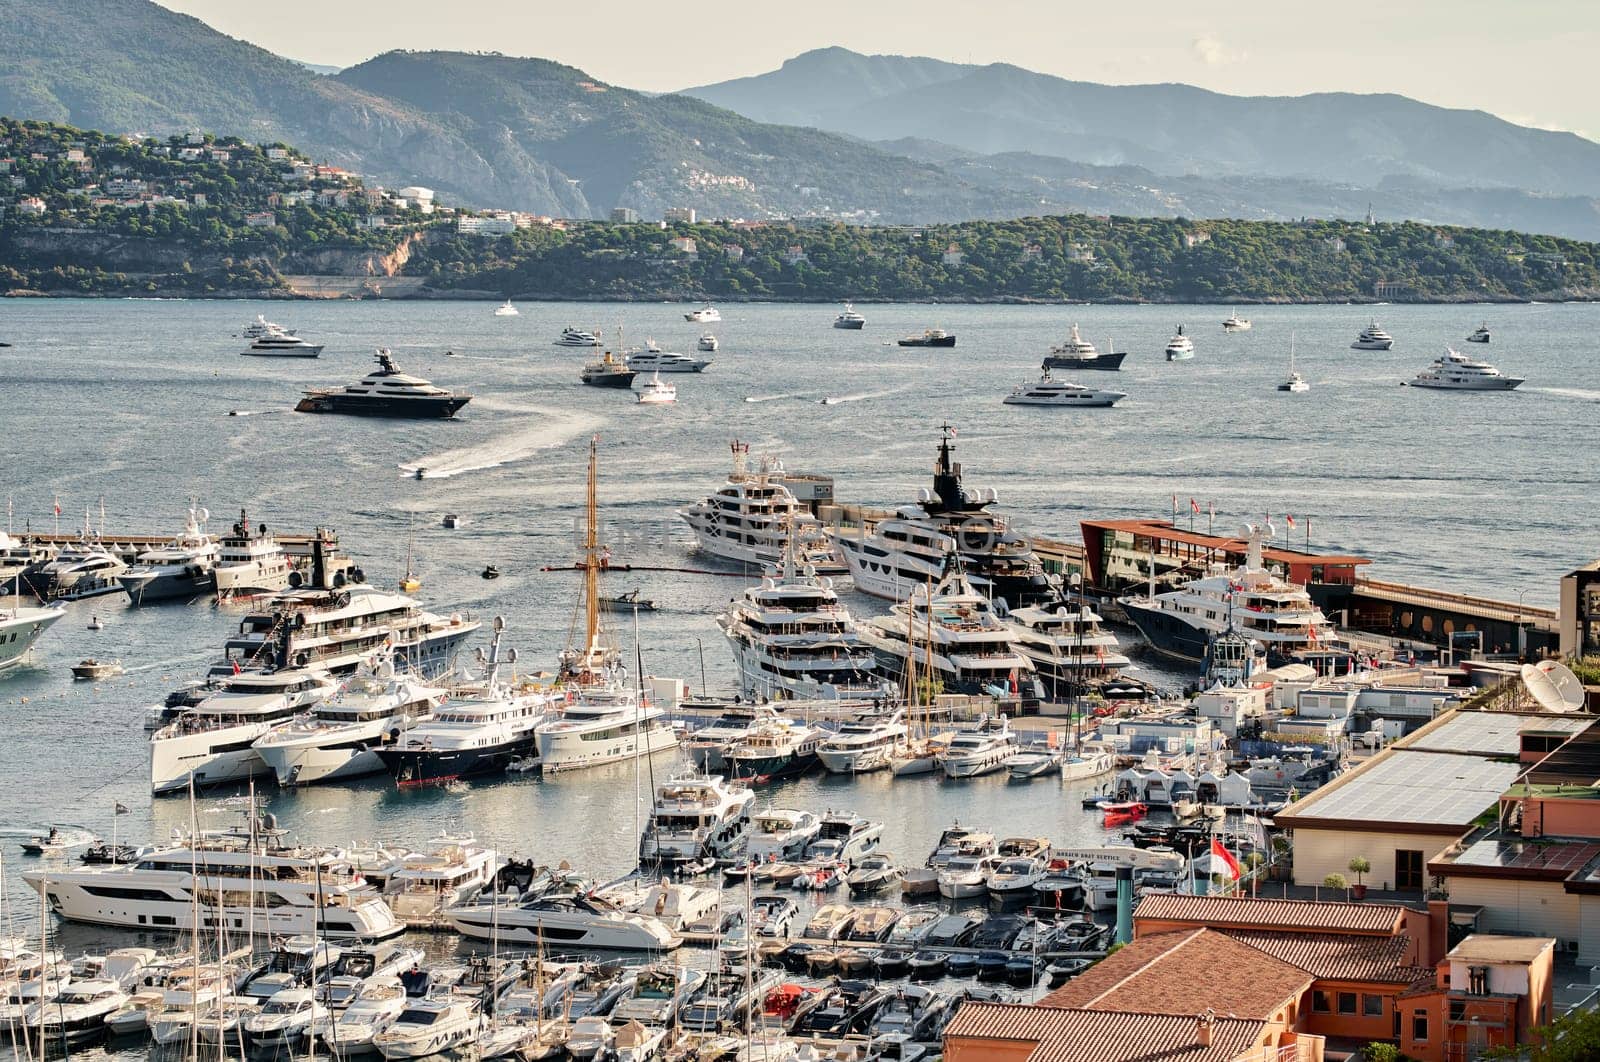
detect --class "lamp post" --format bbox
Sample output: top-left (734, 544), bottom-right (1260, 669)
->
top-left (1513, 588), bottom-right (1529, 659)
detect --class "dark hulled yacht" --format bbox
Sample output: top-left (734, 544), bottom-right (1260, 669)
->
top-left (296, 350), bottom-right (472, 418)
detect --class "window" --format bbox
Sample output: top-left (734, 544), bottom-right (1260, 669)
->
top-left (1412, 1012), bottom-right (1429, 1043)
top-left (1363, 995), bottom-right (1385, 1018)
top-left (1468, 966), bottom-right (1490, 995)
top-left (1396, 849), bottom-right (1424, 890)
top-left (1312, 991), bottom-right (1331, 1013)
top-left (1449, 999), bottom-right (1466, 1021)
top-left (1338, 993), bottom-right (1357, 1015)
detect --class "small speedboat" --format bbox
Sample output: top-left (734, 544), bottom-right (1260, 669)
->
top-left (22, 828), bottom-right (69, 856)
top-left (71, 658), bottom-right (125, 681)
top-left (481, 565), bottom-right (501, 580)
top-left (600, 590), bottom-right (657, 612)
top-left (1006, 750), bottom-right (1060, 778)
top-left (906, 951), bottom-right (946, 980)
top-left (87, 616), bottom-right (105, 631)
top-left (684, 305), bottom-right (721, 323)
top-left (442, 513), bottom-right (463, 529)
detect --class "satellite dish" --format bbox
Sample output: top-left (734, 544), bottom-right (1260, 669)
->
top-left (197, 507), bottom-right (210, 524)
top-left (493, 615), bottom-right (506, 633)
top-left (1522, 661), bottom-right (1586, 713)
top-left (1236, 523), bottom-right (1255, 541)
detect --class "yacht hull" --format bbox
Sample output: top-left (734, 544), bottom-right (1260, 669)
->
top-left (376, 736), bottom-right (536, 787)
top-left (213, 562), bottom-right (292, 596)
top-left (120, 568), bottom-right (215, 604)
top-left (898, 336), bottom-right (956, 348)
top-left (0, 609), bottom-right (63, 673)
top-left (816, 746), bottom-right (895, 774)
top-left (150, 722), bottom-right (273, 794)
top-left (727, 750), bottom-right (816, 785)
top-left (1121, 598), bottom-right (1332, 669)
top-left (295, 395), bottom-right (471, 418)
top-left (446, 908), bottom-right (679, 951)
top-left (26, 878), bottom-right (403, 939)
top-left (833, 320), bottom-right (865, 330)
top-left (255, 731), bottom-right (396, 786)
top-left (537, 725), bottom-right (680, 774)
top-left (1041, 350), bottom-right (1127, 371)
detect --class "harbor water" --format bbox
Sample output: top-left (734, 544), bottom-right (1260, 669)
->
top-left (2, 298), bottom-right (1597, 1009)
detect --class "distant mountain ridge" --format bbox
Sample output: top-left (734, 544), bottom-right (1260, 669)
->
top-left (685, 48), bottom-right (1600, 197)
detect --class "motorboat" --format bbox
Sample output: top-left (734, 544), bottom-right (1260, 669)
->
top-left (635, 372), bottom-right (678, 404)
top-left (0, 601), bottom-right (64, 674)
top-left (746, 809), bottom-right (822, 861)
top-left (557, 328), bottom-right (602, 347)
top-left (986, 855), bottom-right (1047, 897)
top-left (610, 964), bottom-right (706, 1026)
top-left (845, 854), bottom-right (902, 896)
top-left (800, 904), bottom-right (856, 942)
top-left (118, 505), bottom-right (219, 603)
top-left (684, 305), bottom-right (722, 323)
top-left (21, 827), bottom-right (73, 856)
top-left (70, 657), bottom-right (124, 681)
top-left (1222, 310), bottom-right (1252, 332)
top-left (1164, 325), bottom-right (1194, 360)
top-left (297, 351), bottom-right (473, 418)
top-left (600, 589), bottom-right (656, 613)
top-left (23, 978), bottom-right (128, 1044)
top-left (725, 717), bottom-right (824, 783)
top-left (833, 302), bottom-right (866, 329)
top-left (317, 976), bottom-right (407, 1056)
top-left (683, 705), bottom-right (790, 772)
top-left (861, 568), bottom-right (1036, 700)
top-left (1002, 600), bottom-right (1131, 702)
top-left (494, 299), bottom-right (519, 317)
top-left (938, 716), bottom-right (1020, 778)
top-left (898, 329), bottom-right (955, 348)
top-left (1351, 320), bottom-right (1395, 350)
top-left (243, 314), bottom-right (290, 340)
top-left (719, 545), bottom-right (884, 702)
top-left (212, 509), bottom-right (293, 596)
top-left (832, 428), bottom-right (1052, 607)
top-left (816, 709), bottom-right (907, 773)
top-left (377, 620), bottom-right (558, 786)
top-left (1006, 749), bottom-right (1060, 778)
top-left (445, 892), bottom-right (680, 951)
top-left (698, 332), bottom-right (719, 352)
top-left (1407, 348), bottom-right (1523, 390)
top-left (28, 539), bottom-right (126, 601)
top-left (1278, 332), bottom-right (1310, 393)
top-left (1467, 322), bottom-right (1491, 344)
top-left (244, 987), bottom-right (327, 1052)
top-left (534, 686), bottom-right (679, 773)
top-left (1060, 744), bottom-right (1116, 781)
top-left (871, 984), bottom-right (952, 1043)
top-left (372, 997), bottom-right (480, 1059)
top-left (936, 853), bottom-right (1001, 898)
top-left (1003, 371), bottom-right (1126, 407)
top-left (244, 331), bottom-right (324, 358)
top-left (255, 654), bottom-right (444, 786)
top-left (626, 349), bottom-right (710, 373)
top-left (639, 773), bottom-right (755, 863)
top-left (1042, 324), bottom-right (1126, 370)
top-left (680, 968), bottom-right (780, 1033)
top-left (681, 441), bottom-right (848, 579)
top-left (805, 811), bottom-right (883, 863)
top-left (148, 667), bottom-right (339, 793)
top-left (580, 351), bottom-right (637, 388)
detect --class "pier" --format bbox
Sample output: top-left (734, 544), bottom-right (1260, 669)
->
top-left (14, 527), bottom-right (342, 567)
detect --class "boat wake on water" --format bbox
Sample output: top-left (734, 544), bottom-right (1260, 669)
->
top-left (743, 393), bottom-right (803, 403)
top-left (225, 408), bottom-right (289, 417)
top-left (819, 386), bottom-right (907, 405)
top-left (398, 407), bottom-right (600, 479)
top-left (1531, 387), bottom-right (1600, 402)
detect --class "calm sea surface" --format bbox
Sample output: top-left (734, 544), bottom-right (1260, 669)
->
top-left (1, 298), bottom-right (1597, 1003)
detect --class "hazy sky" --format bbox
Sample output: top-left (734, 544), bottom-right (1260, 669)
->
top-left (158, 0), bottom-right (1598, 140)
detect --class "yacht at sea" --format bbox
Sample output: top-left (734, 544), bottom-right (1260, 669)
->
top-left (626, 348), bottom-right (710, 373)
top-left (1407, 348), bottom-right (1523, 391)
top-left (253, 654), bottom-right (445, 786)
top-left (1041, 324), bottom-right (1126, 370)
top-left (243, 315), bottom-right (289, 340)
top-left (833, 303), bottom-right (866, 330)
top-left (698, 333), bottom-right (719, 352)
top-left (679, 441), bottom-right (847, 578)
top-left (1467, 323), bottom-right (1492, 344)
top-left (296, 350), bottom-right (472, 418)
top-left (1164, 325), bottom-right (1195, 361)
top-left (1351, 321), bottom-right (1395, 350)
top-left (857, 563), bottom-right (1036, 699)
top-left (832, 427), bottom-right (1052, 607)
top-left (212, 510), bottom-right (294, 597)
top-left (376, 619), bottom-right (559, 786)
top-left (717, 541), bottom-right (884, 701)
top-left (684, 305), bottom-right (722, 323)
top-left (579, 351), bottom-right (637, 388)
top-left (1222, 310), bottom-right (1252, 332)
top-left (639, 773), bottom-right (755, 863)
top-left (1003, 371), bottom-right (1126, 407)
top-left (556, 328), bottom-right (602, 347)
top-left (1119, 520), bottom-right (1346, 670)
top-left (494, 299), bottom-right (519, 317)
top-left (1002, 600), bottom-right (1132, 702)
top-left (0, 599), bottom-right (65, 674)
top-left (118, 505), bottom-right (220, 603)
top-left (24, 812), bottom-right (404, 940)
top-left (242, 331), bottom-right (324, 358)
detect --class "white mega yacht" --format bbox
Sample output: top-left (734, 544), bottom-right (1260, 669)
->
top-left (1164, 325), bottom-right (1195, 361)
top-left (858, 564), bottom-right (1036, 699)
top-left (832, 428), bottom-right (1052, 608)
top-left (684, 305), bottom-right (721, 323)
top-left (1408, 348), bottom-right (1523, 391)
top-left (1222, 310), bottom-right (1252, 332)
top-left (295, 350), bottom-right (472, 419)
top-left (556, 328), bottom-right (602, 347)
top-left (118, 505), bottom-right (220, 604)
top-left (1003, 601), bottom-right (1131, 702)
top-left (447, 890), bottom-right (680, 951)
top-left (536, 687), bottom-right (680, 774)
top-left (833, 303), bottom-right (866, 329)
top-left (243, 332), bottom-right (324, 358)
top-left (682, 704), bottom-right (791, 771)
top-left (149, 668), bottom-right (339, 793)
top-left (626, 347), bottom-right (711, 373)
top-left (1119, 520), bottom-right (1345, 669)
top-left (28, 539), bottom-right (126, 601)
top-left (1003, 371), bottom-right (1126, 407)
top-left (1041, 324), bottom-right (1127, 370)
top-left (0, 600), bottom-right (65, 674)
top-left (815, 708), bottom-right (908, 773)
top-left (212, 510), bottom-right (294, 597)
top-left (639, 773), bottom-right (755, 863)
top-left (253, 656), bottom-right (445, 786)
top-left (24, 815), bottom-right (404, 940)
top-left (717, 545), bottom-right (884, 702)
top-left (1351, 321), bottom-right (1395, 350)
top-left (679, 442), bottom-right (846, 577)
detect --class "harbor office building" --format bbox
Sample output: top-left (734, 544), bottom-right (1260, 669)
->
top-left (1079, 518), bottom-right (1368, 599)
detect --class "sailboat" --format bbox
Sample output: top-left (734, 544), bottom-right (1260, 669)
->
top-left (399, 514), bottom-right (421, 593)
top-left (889, 578), bottom-right (947, 777)
top-left (1277, 332), bottom-right (1310, 393)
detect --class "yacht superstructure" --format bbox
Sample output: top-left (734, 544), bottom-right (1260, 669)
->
top-left (212, 511), bottom-right (293, 597)
top-left (816, 709), bottom-right (908, 773)
top-left (1351, 321), bottom-right (1395, 350)
top-left (680, 442), bottom-right (847, 577)
top-left (118, 505), bottom-right (219, 603)
top-left (1003, 601), bottom-right (1131, 701)
top-left (1041, 324), bottom-right (1126, 370)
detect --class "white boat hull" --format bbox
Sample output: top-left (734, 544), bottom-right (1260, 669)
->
top-left (816, 745), bottom-right (896, 773)
top-left (254, 740), bottom-right (386, 787)
top-left (938, 877), bottom-right (988, 899)
top-left (150, 722), bottom-right (272, 794)
top-left (537, 725), bottom-right (679, 774)
top-left (447, 908), bottom-right (679, 951)
top-left (28, 877), bottom-right (402, 939)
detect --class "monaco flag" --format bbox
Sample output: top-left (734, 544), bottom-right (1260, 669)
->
top-left (1211, 837), bottom-right (1242, 880)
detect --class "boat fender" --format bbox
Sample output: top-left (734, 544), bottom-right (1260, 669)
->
top-left (333, 571), bottom-right (347, 588)
top-left (350, 568), bottom-right (365, 584)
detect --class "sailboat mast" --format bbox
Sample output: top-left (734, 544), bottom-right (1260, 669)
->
top-left (584, 437), bottom-right (600, 657)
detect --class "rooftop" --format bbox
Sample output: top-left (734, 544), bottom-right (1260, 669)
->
top-left (1446, 935), bottom-right (1556, 964)
top-left (1274, 749), bottom-right (1523, 831)
top-left (1081, 517), bottom-right (1369, 567)
top-left (1525, 725), bottom-right (1600, 787)
top-left (1134, 893), bottom-right (1409, 935)
top-left (1430, 831), bottom-right (1600, 886)
top-left (1039, 928), bottom-right (1310, 1018)
top-left (945, 1002), bottom-right (1269, 1062)
top-left (1401, 710), bottom-right (1589, 757)
top-left (1223, 930), bottom-right (1428, 985)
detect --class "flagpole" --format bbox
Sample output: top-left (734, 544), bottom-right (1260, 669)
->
top-left (1207, 501), bottom-right (1213, 538)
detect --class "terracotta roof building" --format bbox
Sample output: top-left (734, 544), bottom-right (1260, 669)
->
top-left (945, 1003), bottom-right (1281, 1062)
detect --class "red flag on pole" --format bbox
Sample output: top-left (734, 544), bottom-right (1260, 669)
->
top-left (1285, 514), bottom-right (1296, 529)
top-left (1211, 837), bottom-right (1242, 881)
top-left (53, 496), bottom-right (61, 516)
top-left (1190, 498), bottom-right (1201, 515)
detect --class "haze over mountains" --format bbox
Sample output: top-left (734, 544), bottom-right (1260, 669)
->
top-left (3, 1), bottom-right (1599, 237)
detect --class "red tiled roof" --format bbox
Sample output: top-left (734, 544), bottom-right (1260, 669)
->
top-left (1223, 931), bottom-right (1419, 984)
top-left (946, 1001), bottom-right (1268, 1062)
top-left (1135, 893), bottom-right (1408, 935)
top-left (1037, 929), bottom-right (1310, 1019)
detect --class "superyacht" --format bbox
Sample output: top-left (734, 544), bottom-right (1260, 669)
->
top-left (833, 303), bottom-right (866, 330)
top-left (717, 541), bottom-right (884, 701)
top-left (24, 814), bottom-right (404, 940)
top-left (679, 442), bottom-right (847, 577)
top-left (1002, 600), bottom-right (1132, 701)
top-left (556, 328), bottom-right (602, 348)
top-left (1119, 520), bottom-right (1346, 669)
top-left (242, 332), bottom-right (324, 358)
top-left (118, 505), bottom-right (220, 603)
top-left (1407, 348), bottom-right (1523, 390)
top-left (28, 538), bottom-right (127, 601)
top-left (1041, 324), bottom-right (1126, 370)
top-left (858, 564), bottom-right (1036, 698)
top-left (253, 655), bottom-right (445, 786)
top-left (1351, 321), bottom-right (1395, 350)
top-left (815, 708), bottom-right (908, 773)
top-left (683, 704), bottom-right (792, 771)
top-left (833, 428), bottom-right (1051, 607)
top-left (212, 511), bottom-right (294, 597)
top-left (296, 351), bottom-right (473, 418)
top-left (639, 773), bottom-right (756, 863)
top-left (0, 599), bottom-right (65, 674)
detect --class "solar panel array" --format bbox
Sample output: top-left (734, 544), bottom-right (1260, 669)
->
top-left (1292, 751), bottom-right (1523, 827)
top-left (1452, 838), bottom-right (1600, 873)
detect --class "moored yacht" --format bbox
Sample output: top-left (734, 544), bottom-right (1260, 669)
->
top-left (296, 351), bottom-right (472, 418)
top-left (805, 811), bottom-right (883, 863)
top-left (0, 601), bottom-right (65, 674)
top-left (684, 305), bottom-right (722, 323)
top-left (717, 541), bottom-right (883, 701)
top-left (938, 716), bottom-right (1019, 778)
top-left (212, 510), bottom-right (294, 597)
top-left (698, 332), bottom-right (719, 352)
top-left (243, 331), bottom-right (324, 358)
top-left (28, 539), bottom-right (126, 601)
top-left (1277, 332), bottom-right (1310, 393)
top-left (816, 709), bottom-right (907, 773)
top-left (1467, 322), bottom-right (1491, 344)
top-left (1222, 310), bottom-right (1252, 332)
top-left (1351, 321), bottom-right (1395, 350)
top-left (494, 299), bottom-right (519, 317)
top-left (243, 314), bottom-right (289, 340)
top-left (725, 717), bottom-right (824, 783)
top-left (1164, 325), bottom-right (1194, 361)
top-left (149, 667), bottom-right (339, 793)
top-left (680, 441), bottom-right (847, 578)
top-left (747, 809), bottom-right (822, 860)
top-left (639, 773), bottom-right (755, 862)
top-left (832, 427), bottom-right (1051, 607)
top-left (1003, 371), bottom-right (1125, 407)
top-left (626, 349), bottom-right (710, 373)
top-left (447, 889), bottom-right (680, 951)
top-left (253, 655), bottom-right (444, 786)
top-left (898, 328), bottom-right (955, 348)
top-left (557, 328), bottom-right (602, 347)
top-left (118, 505), bottom-right (219, 603)
top-left (1407, 348), bottom-right (1523, 391)
top-left (1002, 600), bottom-right (1131, 702)
top-left (833, 303), bottom-right (866, 330)
top-left (683, 704), bottom-right (790, 771)
top-left (1042, 324), bottom-right (1126, 370)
